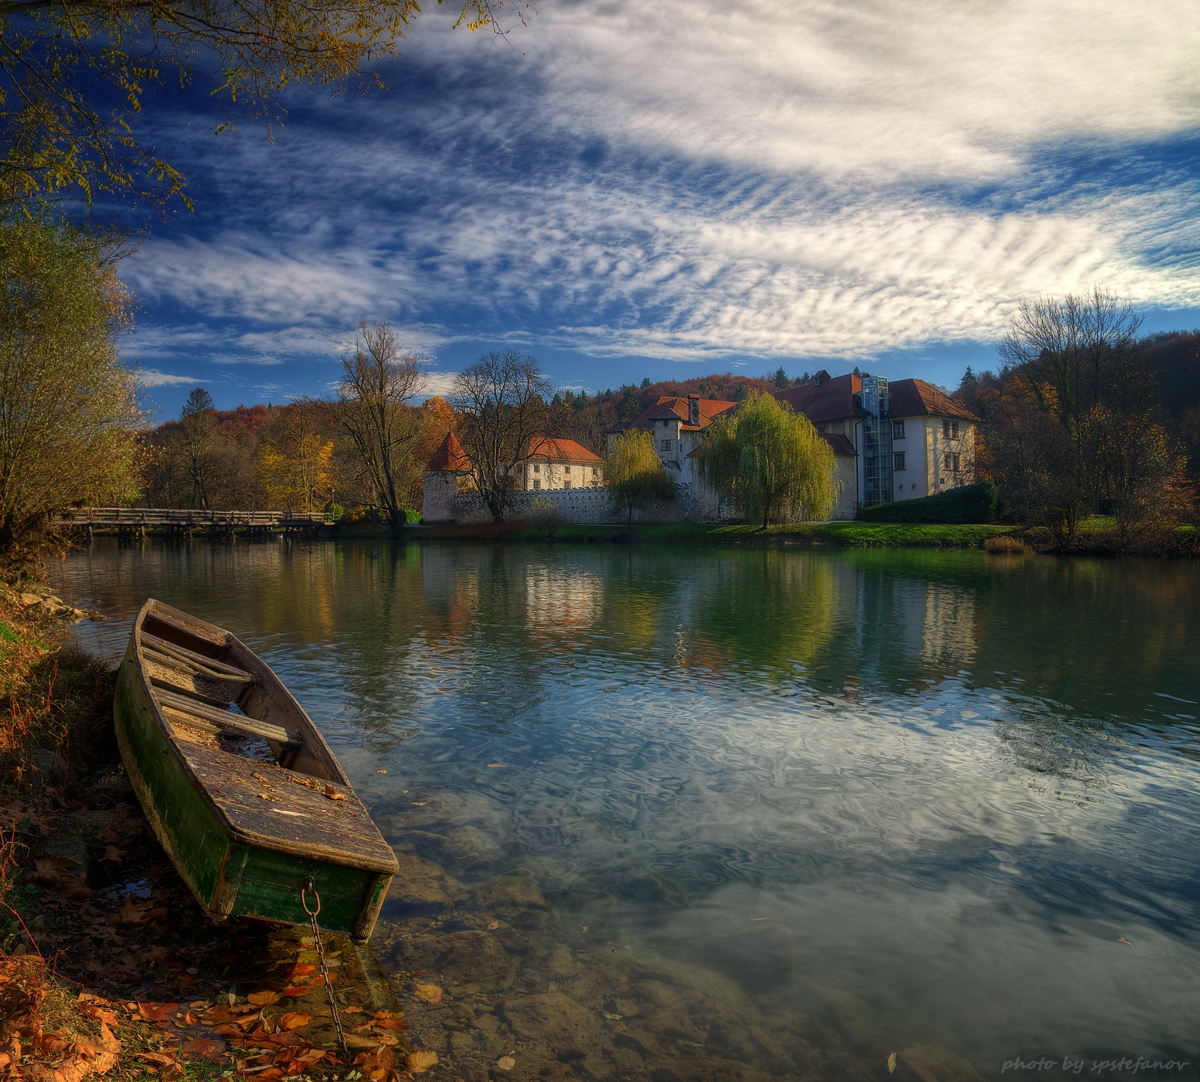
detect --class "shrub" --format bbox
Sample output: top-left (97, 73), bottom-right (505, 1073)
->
top-left (983, 534), bottom-right (1028, 553)
top-left (525, 496), bottom-right (563, 539)
top-left (859, 481), bottom-right (997, 523)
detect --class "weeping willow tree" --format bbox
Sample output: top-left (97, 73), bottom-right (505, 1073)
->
top-left (696, 391), bottom-right (837, 527)
top-left (0, 218), bottom-right (139, 576)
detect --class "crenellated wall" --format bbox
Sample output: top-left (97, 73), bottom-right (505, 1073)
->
top-left (421, 473), bottom-right (729, 524)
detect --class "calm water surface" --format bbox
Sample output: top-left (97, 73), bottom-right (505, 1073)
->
top-left (53, 540), bottom-right (1200, 1080)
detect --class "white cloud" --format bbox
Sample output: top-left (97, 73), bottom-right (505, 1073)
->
top-left (136, 368), bottom-right (204, 387)
top-left (420, 371), bottom-right (460, 399)
top-left (517, 0), bottom-right (1200, 182)
top-left (125, 0), bottom-right (1200, 370)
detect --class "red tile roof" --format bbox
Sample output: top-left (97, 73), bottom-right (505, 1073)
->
top-left (774, 373), bottom-right (863, 423)
top-left (888, 379), bottom-right (978, 421)
top-left (425, 431), bottom-right (471, 472)
top-left (605, 395), bottom-right (738, 435)
top-left (774, 375), bottom-right (977, 423)
top-left (820, 433), bottom-right (857, 456)
top-left (525, 438), bottom-right (603, 465)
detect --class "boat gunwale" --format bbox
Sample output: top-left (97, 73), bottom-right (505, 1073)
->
top-left (129, 598), bottom-right (399, 875)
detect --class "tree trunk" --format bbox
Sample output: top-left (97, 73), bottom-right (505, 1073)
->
top-left (389, 509), bottom-right (406, 538)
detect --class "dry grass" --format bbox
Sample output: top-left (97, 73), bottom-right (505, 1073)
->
top-left (0, 592), bottom-right (116, 801)
top-left (983, 534), bottom-right (1031, 554)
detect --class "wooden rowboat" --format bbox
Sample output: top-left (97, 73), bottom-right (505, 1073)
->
top-left (114, 599), bottom-right (398, 940)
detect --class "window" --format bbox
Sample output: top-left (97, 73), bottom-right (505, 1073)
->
top-left (942, 420), bottom-right (950, 438)
top-left (892, 421), bottom-right (905, 440)
top-left (533, 464), bottom-right (540, 475)
top-left (951, 421), bottom-right (960, 438)
top-left (944, 452), bottom-right (952, 471)
top-left (893, 452), bottom-right (906, 471)
top-left (532, 479), bottom-right (541, 490)
top-left (660, 440), bottom-right (671, 452)
top-left (564, 479), bottom-right (572, 489)
top-left (952, 453), bottom-right (961, 472)
top-left (942, 420), bottom-right (960, 439)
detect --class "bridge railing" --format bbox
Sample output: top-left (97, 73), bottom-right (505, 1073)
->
top-left (57, 508), bottom-right (334, 527)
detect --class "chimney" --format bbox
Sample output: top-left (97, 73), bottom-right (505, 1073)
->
top-left (688, 393), bottom-right (700, 427)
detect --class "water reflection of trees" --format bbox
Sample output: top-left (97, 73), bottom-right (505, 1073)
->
top-left (58, 539), bottom-right (1199, 777)
top-left (676, 551), bottom-right (839, 682)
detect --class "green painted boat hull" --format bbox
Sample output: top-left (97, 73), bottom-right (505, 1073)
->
top-left (114, 619), bottom-right (393, 939)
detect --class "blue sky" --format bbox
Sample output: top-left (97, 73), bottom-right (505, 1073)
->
top-left (115, 0), bottom-right (1200, 420)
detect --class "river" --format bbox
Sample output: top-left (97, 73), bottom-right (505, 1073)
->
top-left (53, 539), bottom-right (1200, 1081)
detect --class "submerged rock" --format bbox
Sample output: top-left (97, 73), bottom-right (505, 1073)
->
top-left (471, 874), bottom-right (549, 914)
top-left (501, 990), bottom-right (604, 1061)
top-left (894, 1044), bottom-right (988, 1082)
top-left (384, 851), bottom-right (468, 915)
top-left (705, 921), bottom-right (799, 991)
top-left (436, 930), bottom-right (512, 980)
top-left (543, 947), bottom-right (579, 981)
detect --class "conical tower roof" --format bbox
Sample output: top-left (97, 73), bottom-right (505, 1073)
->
top-left (426, 430), bottom-right (470, 472)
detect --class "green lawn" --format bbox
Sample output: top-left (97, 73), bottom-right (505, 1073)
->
top-left (405, 520), bottom-right (1017, 548)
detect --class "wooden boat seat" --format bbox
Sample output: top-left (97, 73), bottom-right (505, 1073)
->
top-left (142, 633), bottom-right (255, 681)
top-left (155, 688), bottom-right (300, 746)
top-left (174, 740), bottom-right (399, 873)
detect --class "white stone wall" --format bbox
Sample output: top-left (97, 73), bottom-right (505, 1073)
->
top-left (422, 474), bottom-right (729, 524)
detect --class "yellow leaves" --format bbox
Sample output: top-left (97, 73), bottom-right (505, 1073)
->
top-left (406, 1051), bottom-right (438, 1073)
top-left (324, 785), bottom-right (346, 801)
top-left (413, 984), bottom-right (443, 1004)
top-left (257, 427), bottom-right (334, 514)
top-left (486, 920), bottom-right (500, 931)
top-left (248, 990), bottom-right (282, 1006)
top-left (278, 1012), bottom-right (312, 1030)
top-left (497, 1054), bottom-right (516, 1071)
top-left (888, 1052), bottom-right (897, 1074)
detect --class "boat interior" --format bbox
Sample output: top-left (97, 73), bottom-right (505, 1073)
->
top-left (139, 606), bottom-right (340, 784)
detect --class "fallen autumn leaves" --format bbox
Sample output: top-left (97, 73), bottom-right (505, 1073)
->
top-left (0, 952), bottom-right (424, 1081)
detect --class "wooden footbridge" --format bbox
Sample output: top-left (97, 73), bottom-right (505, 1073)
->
top-left (58, 507), bottom-right (334, 539)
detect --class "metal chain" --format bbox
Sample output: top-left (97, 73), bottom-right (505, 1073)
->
top-left (301, 880), bottom-right (349, 1059)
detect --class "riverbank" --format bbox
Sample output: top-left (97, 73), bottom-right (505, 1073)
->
top-left (342, 520), bottom-right (1020, 548)
top-left (335, 517), bottom-right (1199, 554)
top-left (0, 589), bottom-right (412, 1080)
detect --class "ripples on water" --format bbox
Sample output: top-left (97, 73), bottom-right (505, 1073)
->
top-left (55, 540), bottom-right (1200, 1080)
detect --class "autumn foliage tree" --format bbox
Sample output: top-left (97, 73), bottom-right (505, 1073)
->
top-left (964, 288), bottom-right (1194, 547)
top-left (257, 406), bottom-right (334, 513)
top-left (696, 391), bottom-right (836, 527)
top-left (604, 429), bottom-right (675, 527)
top-left (0, 0), bottom-right (531, 214)
top-left (0, 218), bottom-right (139, 576)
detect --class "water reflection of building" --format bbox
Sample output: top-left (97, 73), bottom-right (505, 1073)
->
top-left (864, 579), bottom-right (978, 675)
top-left (920, 584), bottom-right (978, 671)
top-left (525, 567), bottom-right (602, 628)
